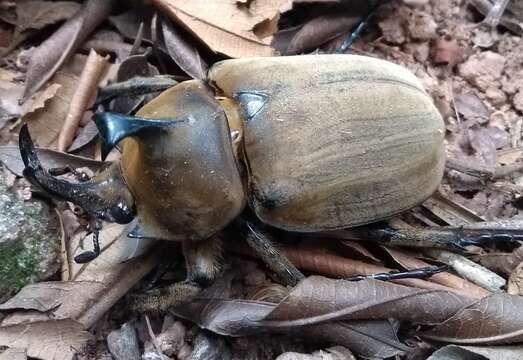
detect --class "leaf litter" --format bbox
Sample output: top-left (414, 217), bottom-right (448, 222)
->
top-left (1, 0), bottom-right (523, 359)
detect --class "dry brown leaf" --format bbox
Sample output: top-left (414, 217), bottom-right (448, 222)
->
top-left (422, 293), bottom-right (523, 344)
top-left (109, 5), bottom-right (155, 43)
top-left (151, 0), bottom-right (291, 57)
top-left (0, 80), bottom-right (24, 127)
top-left (22, 0), bottom-right (116, 102)
top-left (2, 0), bottom-right (81, 55)
top-left (24, 72), bottom-right (78, 149)
top-left (280, 13), bottom-right (359, 55)
top-left (427, 344), bottom-right (523, 360)
top-left (454, 92), bottom-right (489, 124)
top-left (0, 348), bottom-right (27, 360)
top-left (0, 222), bottom-right (159, 332)
top-left (0, 320), bottom-right (93, 360)
top-left (0, 80), bottom-right (61, 128)
top-left (173, 275), bottom-right (478, 357)
top-left (507, 262), bottom-right (523, 295)
top-left (0, 145), bottom-right (106, 177)
top-left (161, 17), bottom-right (208, 80)
top-left (14, 1), bottom-right (81, 34)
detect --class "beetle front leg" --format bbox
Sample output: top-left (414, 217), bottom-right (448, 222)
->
top-left (130, 236), bottom-right (223, 313)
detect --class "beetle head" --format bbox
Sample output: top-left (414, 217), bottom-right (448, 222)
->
top-left (19, 124), bottom-right (136, 225)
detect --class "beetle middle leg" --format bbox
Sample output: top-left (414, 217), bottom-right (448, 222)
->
top-left (241, 219), bottom-right (305, 287)
top-left (130, 235), bottom-right (223, 313)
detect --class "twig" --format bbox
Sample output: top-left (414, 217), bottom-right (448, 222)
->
top-left (57, 49), bottom-right (108, 152)
top-left (145, 314), bottom-right (168, 360)
top-left (424, 249), bottom-right (507, 291)
top-left (483, 0), bottom-right (511, 28)
top-left (446, 157), bottom-right (523, 180)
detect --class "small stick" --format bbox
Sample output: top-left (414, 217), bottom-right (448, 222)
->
top-left (483, 0), bottom-right (511, 28)
top-left (145, 315), bottom-right (168, 360)
top-left (58, 49), bottom-right (108, 152)
top-left (446, 157), bottom-right (523, 180)
top-left (424, 249), bottom-right (506, 291)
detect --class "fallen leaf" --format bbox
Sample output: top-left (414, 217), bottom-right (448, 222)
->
top-left (0, 80), bottom-right (24, 127)
top-left (427, 344), bottom-right (523, 360)
top-left (3, 0), bottom-right (81, 54)
top-left (109, 5), bottom-right (155, 43)
top-left (279, 12), bottom-right (360, 55)
top-left (161, 17), bottom-right (208, 80)
top-left (422, 293), bottom-right (523, 344)
top-left (111, 54), bottom-right (159, 114)
top-left (0, 348), bottom-right (27, 360)
top-left (14, 1), bottom-right (81, 34)
top-left (151, 0), bottom-right (291, 57)
top-left (0, 222), bottom-right (159, 331)
top-left (0, 145), bottom-right (106, 177)
top-left (276, 346), bottom-right (356, 360)
top-left (0, 320), bottom-right (93, 360)
top-left (24, 72), bottom-right (79, 149)
top-left (507, 262), bottom-right (523, 295)
top-left (454, 92), bottom-right (489, 124)
top-left (22, 0), bottom-right (116, 102)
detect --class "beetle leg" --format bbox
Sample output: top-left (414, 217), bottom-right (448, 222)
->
top-left (182, 235), bottom-right (224, 286)
top-left (361, 224), bottom-right (522, 250)
top-left (130, 281), bottom-right (201, 314)
top-left (129, 236), bottom-right (223, 313)
top-left (346, 265), bottom-right (448, 282)
top-left (74, 219), bottom-right (102, 263)
top-left (242, 220), bottom-right (305, 287)
top-left (48, 166), bottom-right (91, 182)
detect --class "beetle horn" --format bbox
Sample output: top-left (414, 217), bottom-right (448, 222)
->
top-left (93, 112), bottom-right (187, 160)
top-left (19, 124), bottom-right (135, 225)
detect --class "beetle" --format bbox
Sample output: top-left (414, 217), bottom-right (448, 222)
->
top-left (19, 54), bottom-right (447, 309)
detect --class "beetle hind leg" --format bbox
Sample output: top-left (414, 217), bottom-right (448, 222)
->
top-left (130, 236), bottom-right (223, 313)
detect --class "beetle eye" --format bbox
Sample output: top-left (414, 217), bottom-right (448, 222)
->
top-left (106, 201), bottom-right (135, 224)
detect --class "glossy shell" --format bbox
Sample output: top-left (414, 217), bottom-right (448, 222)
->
top-left (209, 54), bottom-right (445, 231)
top-left (121, 80), bottom-right (245, 241)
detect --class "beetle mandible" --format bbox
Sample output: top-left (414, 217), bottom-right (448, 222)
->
top-left (19, 54), bottom-right (445, 307)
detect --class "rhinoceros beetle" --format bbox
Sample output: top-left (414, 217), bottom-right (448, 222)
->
top-left (19, 55), bottom-right (519, 309)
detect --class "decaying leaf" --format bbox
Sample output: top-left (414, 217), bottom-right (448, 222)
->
top-left (0, 223), bottom-right (159, 346)
top-left (0, 319), bottom-right (93, 360)
top-left (161, 17), bottom-right (208, 80)
top-left (454, 92), bottom-right (490, 124)
top-left (0, 347), bottom-right (27, 360)
top-left (427, 344), bottom-right (523, 360)
top-left (422, 292), bottom-right (523, 344)
top-left (1, 0), bottom-right (81, 55)
top-left (151, 0), bottom-right (291, 57)
top-left (0, 145), bottom-right (106, 177)
top-left (276, 13), bottom-right (360, 55)
top-left (109, 5), bottom-right (155, 43)
top-left (24, 72), bottom-right (78, 149)
top-left (22, 0), bottom-right (116, 102)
